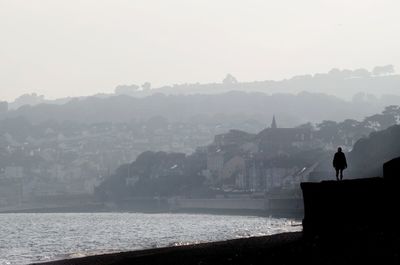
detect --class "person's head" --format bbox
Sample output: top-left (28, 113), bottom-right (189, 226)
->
top-left (337, 147), bottom-right (342, 152)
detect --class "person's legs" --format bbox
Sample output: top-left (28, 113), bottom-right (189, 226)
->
top-left (335, 168), bottom-right (339, 181)
top-left (339, 169), bottom-right (344, 180)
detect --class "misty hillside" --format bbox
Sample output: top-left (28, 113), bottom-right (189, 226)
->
top-left (4, 67), bottom-right (400, 110)
top-left (0, 91), bottom-right (394, 127)
top-left (152, 69), bottom-right (400, 99)
top-left (349, 124), bottom-right (400, 177)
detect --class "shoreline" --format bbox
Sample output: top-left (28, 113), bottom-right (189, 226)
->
top-left (33, 232), bottom-right (304, 265)
top-left (2, 212), bottom-right (301, 265)
top-left (33, 229), bottom-right (400, 265)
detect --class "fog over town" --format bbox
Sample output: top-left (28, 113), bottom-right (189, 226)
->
top-left (1, 68), bottom-right (400, 211)
top-left (1, 0), bottom-right (399, 212)
top-left (1, 1), bottom-right (400, 264)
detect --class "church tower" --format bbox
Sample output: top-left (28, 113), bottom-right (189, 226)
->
top-left (271, 115), bottom-right (277, 129)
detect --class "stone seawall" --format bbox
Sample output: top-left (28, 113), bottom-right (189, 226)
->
top-left (169, 197), bottom-right (303, 217)
top-left (172, 198), bottom-right (266, 210)
top-left (301, 157), bottom-right (400, 238)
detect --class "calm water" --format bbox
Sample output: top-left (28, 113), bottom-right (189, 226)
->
top-left (0, 213), bottom-right (300, 265)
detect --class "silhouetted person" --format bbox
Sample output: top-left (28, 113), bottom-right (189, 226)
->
top-left (333, 147), bottom-right (347, 181)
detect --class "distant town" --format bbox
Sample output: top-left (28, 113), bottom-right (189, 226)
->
top-left (1, 102), bottom-right (399, 212)
top-left (1, 68), bottom-right (400, 212)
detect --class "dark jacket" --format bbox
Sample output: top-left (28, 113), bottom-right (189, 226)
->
top-left (333, 151), bottom-right (347, 169)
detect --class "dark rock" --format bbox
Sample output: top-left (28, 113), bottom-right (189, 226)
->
top-left (383, 156), bottom-right (400, 182)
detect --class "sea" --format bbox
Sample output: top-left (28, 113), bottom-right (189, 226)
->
top-left (0, 213), bottom-right (301, 265)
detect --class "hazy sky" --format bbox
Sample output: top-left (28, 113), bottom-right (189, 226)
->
top-left (1, 0), bottom-right (399, 101)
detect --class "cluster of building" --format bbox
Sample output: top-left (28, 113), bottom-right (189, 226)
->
top-left (202, 117), bottom-right (328, 194)
top-left (159, 117), bottom-right (339, 214)
top-left (0, 121), bottom-right (232, 208)
top-left (0, 115), bottom-right (356, 209)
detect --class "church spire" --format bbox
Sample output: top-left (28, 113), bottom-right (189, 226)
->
top-left (271, 115), bottom-right (277, 129)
